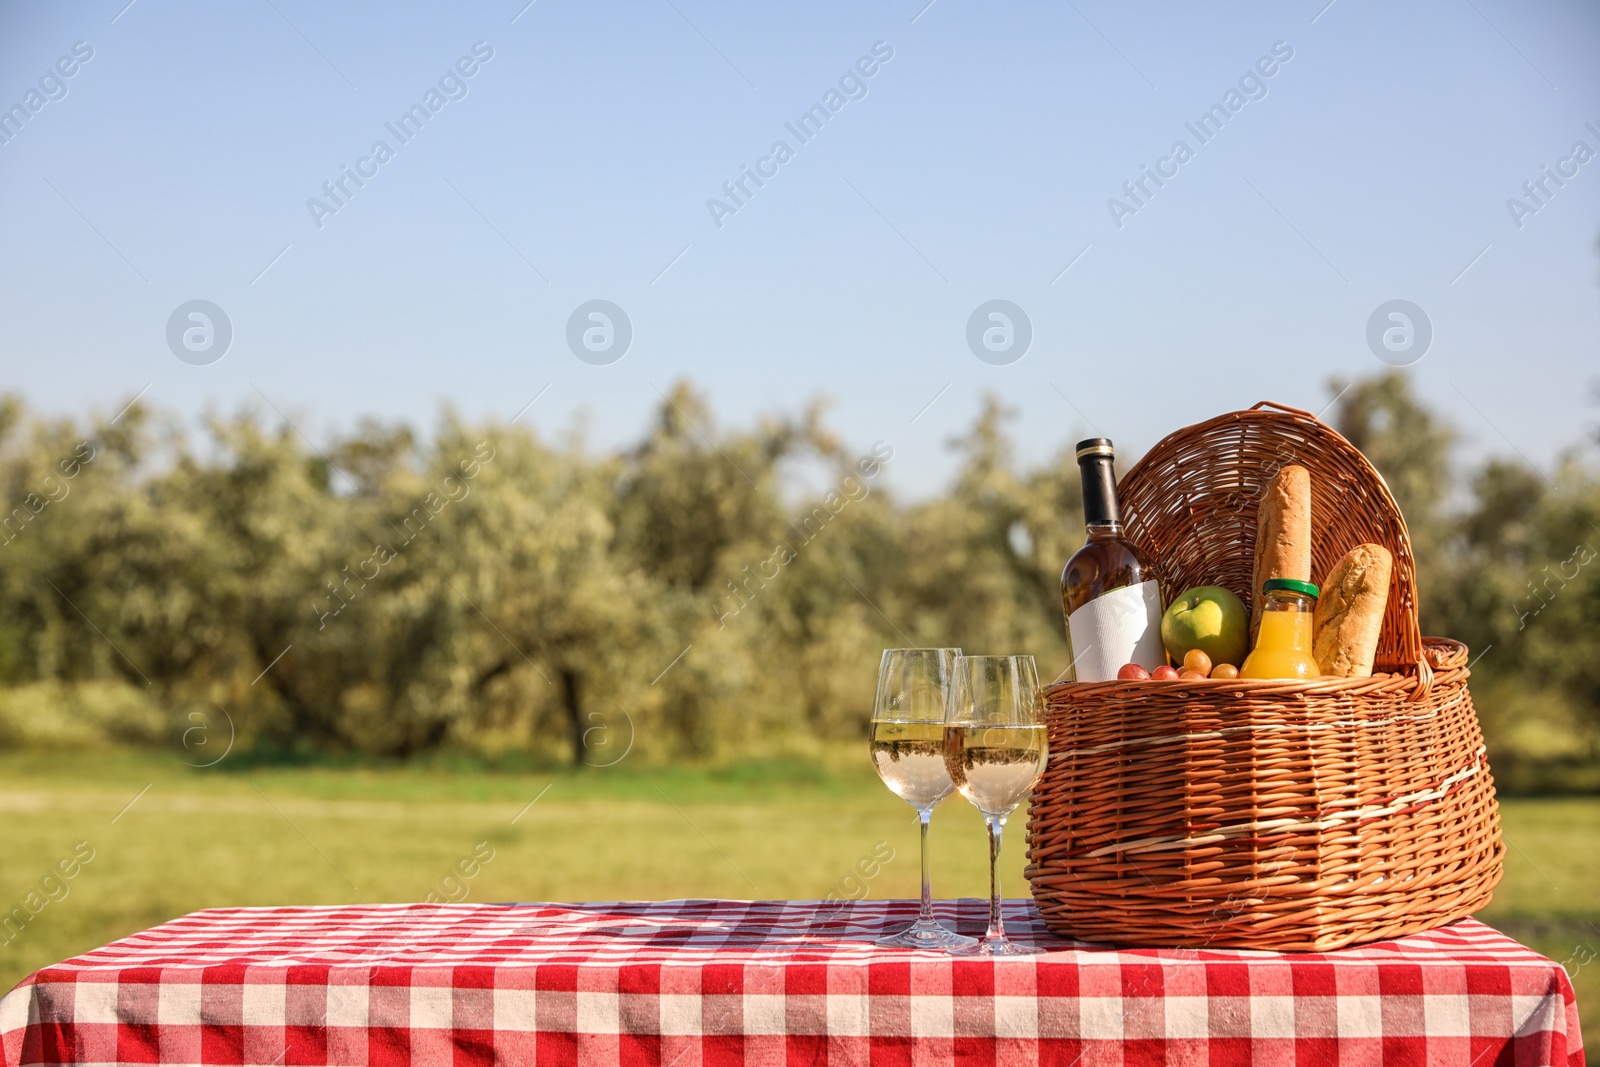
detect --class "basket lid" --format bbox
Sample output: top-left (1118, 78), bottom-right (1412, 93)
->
top-left (1116, 400), bottom-right (1424, 681)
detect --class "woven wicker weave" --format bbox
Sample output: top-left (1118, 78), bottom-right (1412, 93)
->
top-left (1024, 402), bottom-right (1503, 951)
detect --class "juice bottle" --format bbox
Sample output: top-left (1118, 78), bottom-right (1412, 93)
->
top-left (1240, 579), bottom-right (1321, 680)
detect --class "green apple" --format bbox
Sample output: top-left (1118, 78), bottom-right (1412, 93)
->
top-left (1161, 586), bottom-right (1249, 670)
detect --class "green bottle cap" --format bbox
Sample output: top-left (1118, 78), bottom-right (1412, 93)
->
top-left (1262, 578), bottom-right (1319, 598)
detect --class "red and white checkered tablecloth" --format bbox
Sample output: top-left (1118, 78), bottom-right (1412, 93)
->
top-left (1, 899), bottom-right (1582, 1066)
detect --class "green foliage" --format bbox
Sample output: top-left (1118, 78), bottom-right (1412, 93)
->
top-left (0, 375), bottom-right (1596, 788)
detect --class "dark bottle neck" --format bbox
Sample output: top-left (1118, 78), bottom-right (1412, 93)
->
top-left (1078, 454), bottom-right (1121, 529)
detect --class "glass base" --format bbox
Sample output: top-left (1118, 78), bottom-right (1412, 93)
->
top-left (949, 936), bottom-right (1043, 956)
top-left (875, 918), bottom-right (978, 951)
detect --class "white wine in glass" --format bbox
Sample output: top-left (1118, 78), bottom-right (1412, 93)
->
top-left (868, 648), bottom-right (977, 951)
top-left (945, 654), bottom-right (1048, 956)
top-left (869, 720), bottom-right (952, 810)
top-left (944, 724), bottom-right (1048, 817)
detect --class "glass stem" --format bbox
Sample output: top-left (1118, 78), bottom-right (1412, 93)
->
top-left (984, 815), bottom-right (1006, 943)
top-left (917, 808), bottom-right (935, 924)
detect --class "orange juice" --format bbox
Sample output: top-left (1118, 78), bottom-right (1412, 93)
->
top-left (1240, 579), bottom-right (1321, 680)
top-left (1240, 610), bottom-right (1320, 679)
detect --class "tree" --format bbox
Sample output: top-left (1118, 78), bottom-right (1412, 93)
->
top-left (1, 375), bottom-right (1595, 788)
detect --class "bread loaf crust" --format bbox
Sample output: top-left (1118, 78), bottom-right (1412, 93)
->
top-left (1250, 464), bottom-right (1312, 637)
top-left (1313, 543), bottom-right (1393, 677)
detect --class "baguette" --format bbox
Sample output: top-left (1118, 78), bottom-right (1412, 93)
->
top-left (1250, 464), bottom-right (1312, 638)
top-left (1313, 543), bottom-right (1393, 677)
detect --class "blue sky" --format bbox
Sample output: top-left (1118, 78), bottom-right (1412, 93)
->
top-left (2, 0), bottom-right (1597, 497)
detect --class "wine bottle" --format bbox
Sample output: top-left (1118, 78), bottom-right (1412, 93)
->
top-left (1059, 438), bottom-right (1164, 681)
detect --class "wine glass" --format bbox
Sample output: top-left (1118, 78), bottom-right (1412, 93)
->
top-left (944, 654), bottom-right (1048, 956)
top-left (868, 648), bottom-right (978, 951)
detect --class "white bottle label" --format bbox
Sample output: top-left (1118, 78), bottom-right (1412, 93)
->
top-left (1068, 580), bottom-right (1164, 682)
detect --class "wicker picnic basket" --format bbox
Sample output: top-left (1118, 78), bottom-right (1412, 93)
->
top-left (1024, 401), bottom-right (1503, 951)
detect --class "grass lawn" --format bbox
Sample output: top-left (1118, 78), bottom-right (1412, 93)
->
top-left (1, 750), bottom-right (1594, 1051)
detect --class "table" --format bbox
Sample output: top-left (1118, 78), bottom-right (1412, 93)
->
top-left (1, 899), bottom-right (1582, 1066)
